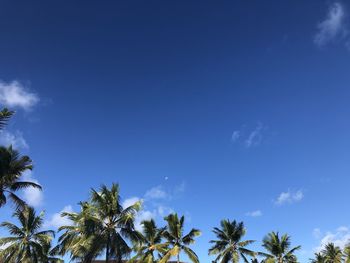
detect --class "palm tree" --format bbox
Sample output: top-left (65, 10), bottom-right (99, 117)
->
top-left (0, 145), bottom-right (41, 208)
top-left (160, 213), bottom-right (201, 263)
top-left (57, 184), bottom-right (142, 263)
top-left (343, 245), bottom-right (350, 263)
top-left (209, 219), bottom-right (256, 263)
top-left (0, 206), bottom-right (58, 262)
top-left (321, 243), bottom-right (342, 263)
top-left (0, 108), bottom-right (13, 130)
top-left (55, 202), bottom-right (101, 262)
top-left (90, 183), bottom-right (142, 263)
top-left (310, 252), bottom-right (325, 263)
top-left (261, 232), bottom-right (300, 263)
top-left (130, 219), bottom-right (168, 263)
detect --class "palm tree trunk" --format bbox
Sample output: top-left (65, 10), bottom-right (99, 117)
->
top-left (105, 238), bottom-right (110, 263)
top-left (177, 253), bottom-right (180, 263)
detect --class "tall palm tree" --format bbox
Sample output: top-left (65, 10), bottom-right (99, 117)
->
top-left (57, 184), bottom-right (142, 263)
top-left (0, 206), bottom-right (58, 262)
top-left (130, 219), bottom-right (168, 263)
top-left (310, 252), bottom-right (325, 263)
top-left (90, 183), bottom-right (142, 263)
top-left (55, 202), bottom-right (101, 262)
top-left (0, 145), bottom-right (41, 208)
top-left (321, 243), bottom-right (342, 263)
top-left (0, 108), bottom-right (13, 130)
top-left (160, 213), bottom-right (201, 263)
top-left (261, 232), bottom-right (300, 263)
top-left (208, 219), bottom-right (256, 263)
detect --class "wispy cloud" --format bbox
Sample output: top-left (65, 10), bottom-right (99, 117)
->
top-left (231, 130), bottom-right (240, 142)
top-left (231, 122), bottom-right (267, 148)
top-left (246, 210), bottom-right (262, 217)
top-left (145, 186), bottom-right (168, 200)
top-left (314, 2), bottom-right (348, 48)
top-left (314, 226), bottom-right (350, 252)
top-left (0, 81), bottom-right (39, 110)
top-left (44, 205), bottom-right (74, 229)
top-left (0, 130), bottom-right (28, 149)
top-left (274, 189), bottom-right (304, 205)
top-left (245, 122), bottom-right (265, 148)
top-left (21, 171), bottom-right (43, 207)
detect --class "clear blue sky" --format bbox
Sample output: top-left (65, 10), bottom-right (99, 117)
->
top-left (1, 1), bottom-right (350, 262)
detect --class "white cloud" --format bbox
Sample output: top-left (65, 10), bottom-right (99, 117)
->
top-left (314, 226), bottom-right (350, 252)
top-left (21, 171), bottom-right (43, 207)
top-left (0, 130), bottom-right (28, 149)
top-left (231, 122), bottom-right (267, 148)
top-left (314, 2), bottom-right (347, 47)
top-left (145, 186), bottom-right (168, 200)
top-left (245, 122), bottom-right (264, 148)
top-left (246, 210), bottom-right (262, 217)
top-left (231, 130), bottom-right (240, 142)
top-left (44, 205), bottom-right (74, 229)
top-left (275, 190), bottom-right (304, 205)
top-left (0, 81), bottom-right (39, 110)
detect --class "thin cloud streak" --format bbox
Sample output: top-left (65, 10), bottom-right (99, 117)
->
top-left (231, 122), bottom-right (268, 148)
top-left (314, 2), bottom-right (348, 47)
top-left (246, 210), bottom-right (262, 217)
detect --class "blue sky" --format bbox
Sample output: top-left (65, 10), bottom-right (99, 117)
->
top-left (1, 0), bottom-right (350, 262)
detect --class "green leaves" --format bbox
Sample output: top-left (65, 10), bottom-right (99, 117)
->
top-left (209, 220), bottom-right (256, 263)
top-left (322, 243), bottom-right (343, 263)
top-left (57, 183), bottom-right (142, 262)
top-left (131, 219), bottom-right (169, 263)
top-left (0, 108), bottom-right (14, 131)
top-left (0, 146), bottom-right (37, 208)
top-left (162, 213), bottom-right (201, 263)
top-left (0, 206), bottom-right (59, 263)
top-left (261, 232), bottom-right (300, 263)
top-left (309, 243), bottom-right (349, 263)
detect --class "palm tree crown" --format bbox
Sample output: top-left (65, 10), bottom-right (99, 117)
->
top-left (130, 219), bottom-right (168, 263)
top-left (310, 252), bottom-right (325, 263)
top-left (55, 201), bottom-right (101, 262)
top-left (0, 206), bottom-right (59, 262)
top-left (322, 243), bottom-right (343, 263)
top-left (0, 146), bottom-right (41, 208)
top-left (209, 219), bottom-right (256, 263)
top-left (160, 213), bottom-right (201, 263)
top-left (262, 232), bottom-right (300, 263)
top-left (90, 183), bottom-right (142, 262)
top-left (57, 183), bottom-right (142, 263)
